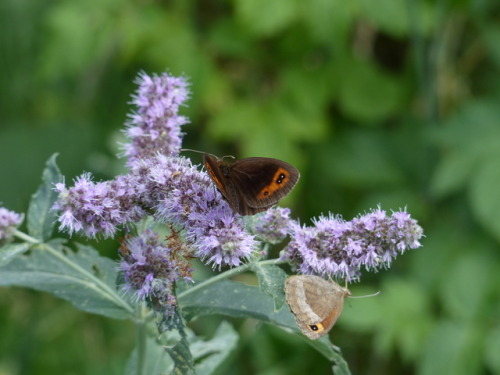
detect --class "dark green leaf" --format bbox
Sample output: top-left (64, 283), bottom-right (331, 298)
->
top-left (0, 239), bottom-right (133, 319)
top-left (27, 154), bottom-right (63, 241)
top-left (251, 263), bottom-right (287, 310)
top-left (179, 279), bottom-right (350, 370)
top-left (192, 321), bottom-right (238, 375)
top-left (0, 243), bottom-right (30, 266)
top-left (470, 158), bottom-right (500, 242)
top-left (160, 307), bottom-right (194, 375)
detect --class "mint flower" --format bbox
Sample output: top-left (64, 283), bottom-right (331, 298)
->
top-left (281, 207), bottom-right (423, 282)
top-left (147, 154), bottom-right (258, 268)
top-left (53, 174), bottom-right (144, 238)
top-left (249, 207), bottom-right (293, 245)
top-left (119, 230), bottom-right (191, 311)
top-left (0, 207), bottom-right (23, 244)
top-left (123, 72), bottom-right (189, 165)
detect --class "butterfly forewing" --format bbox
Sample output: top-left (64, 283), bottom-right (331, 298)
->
top-left (230, 158), bottom-right (299, 209)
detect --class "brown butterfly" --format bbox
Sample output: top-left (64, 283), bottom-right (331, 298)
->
top-left (203, 153), bottom-right (300, 216)
top-left (285, 275), bottom-right (351, 340)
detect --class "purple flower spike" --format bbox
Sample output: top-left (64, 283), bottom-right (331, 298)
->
top-left (119, 230), bottom-right (191, 311)
top-left (123, 72), bottom-right (190, 165)
top-left (249, 207), bottom-right (293, 244)
top-left (136, 154), bottom-right (258, 268)
top-left (0, 207), bottom-right (23, 244)
top-left (281, 207), bottom-right (423, 282)
top-left (53, 173), bottom-right (144, 238)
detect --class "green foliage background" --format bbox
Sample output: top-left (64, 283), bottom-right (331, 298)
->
top-left (1, 0), bottom-right (500, 374)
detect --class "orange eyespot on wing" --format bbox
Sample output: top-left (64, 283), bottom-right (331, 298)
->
top-left (256, 168), bottom-right (290, 199)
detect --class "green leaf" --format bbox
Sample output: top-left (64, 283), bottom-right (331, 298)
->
top-left (0, 239), bottom-right (133, 319)
top-left (337, 58), bottom-right (405, 123)
top-left (485, 324), bottom-right (500, 373)
top-left (251, 263), bottom-right (287, 310)
top-left (178, 279), bottom-right (350, 371)
top-left (0, 243), bottom-right (30, 266)
top-left (125, 336), bottom-right (174, 375)
top-left (234, 0), bottom-right (300, 36)
top-left (27, 154), bottom-right (63, 241)
top-left (159, 307), bottom-right (195, 375)
top-left (418, 321), bottom-right (483, 375)
top-left (469, 157), bottom-right (500, 242)
top-left (125, 322), bottom-right (238, 375)
top-left (439, 252), bottom-right (494, 321)
top-left (192, 321), bottom-right (238, 375)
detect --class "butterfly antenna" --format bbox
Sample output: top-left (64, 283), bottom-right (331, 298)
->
top-left (180, 148), bottom-right (205, 155)
top-left (349, 291), bottom-right (381, 299)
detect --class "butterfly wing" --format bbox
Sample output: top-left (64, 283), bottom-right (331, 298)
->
top-left (285, 275), bottom-right (348, 340)
top-left (230, 157), bottom-right (300, 213)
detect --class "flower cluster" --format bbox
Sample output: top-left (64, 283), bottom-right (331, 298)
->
top-left (281, 207), bottom-right (423, 282)
top-left (119, 230), bottom-right (190, 310)
top-left (248, 207), bottom-right (293, 245)
top-left (52, 70), bottom-right (425, 311)
top-left (53, 71), bottom-right (257, 269)
top-left (53, 174), bottom-right (144, 238)
top-left (123, 72), bottom-right (189, 165)
top-left (147, 154), bottom-right (257, 268)
top-left (0, 207), bottom-right (23, 244)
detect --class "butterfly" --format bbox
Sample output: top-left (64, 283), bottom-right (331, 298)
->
top-left (203, 153), bottom-right (300, 216)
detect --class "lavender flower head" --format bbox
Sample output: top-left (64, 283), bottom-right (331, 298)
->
top-left (123, 72), bottom-right (189, 166)
top-left (119, 230), bottom-right (191, 309)
top-left (0, 207), bottom-right (23, 244)
top-left (53, 174), bottom-right (144, 239)
top-left (248, 207), bottom-right (293, 245)
top-left (281, 207), bottom-right (423, 282)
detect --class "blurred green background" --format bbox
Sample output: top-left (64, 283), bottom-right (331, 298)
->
top-left (1, 0), bottom-right (500, 374)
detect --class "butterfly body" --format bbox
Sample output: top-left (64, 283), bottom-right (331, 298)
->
top-left (203, 154), bottom-right (300, 216)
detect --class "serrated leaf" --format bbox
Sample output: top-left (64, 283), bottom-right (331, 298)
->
top-left (0, 243), bottom-right (30, 266)
top-left (0, 239), bottom-right (133, 319)
top-left (178, 279), bottom-right (350, 371)
top-left (192, 321), bottom-right (238, 375)
top-left (27, 154), bottom-right (63, 241)
top-left (251, 263), bottom-right (287, 310)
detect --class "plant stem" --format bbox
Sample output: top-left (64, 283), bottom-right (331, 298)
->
top-left (13, 229), bottom-right (40, 244)
top-left (178, 258), bottom-right (286, 299)
top-left (136, 303), bottom-right (148, 375)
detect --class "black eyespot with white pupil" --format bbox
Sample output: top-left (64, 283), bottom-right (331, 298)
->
top-left (276, 173), bottom-right (286, 184)
top-left (309, 325), bottom-right (319, 331)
